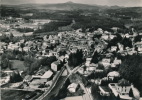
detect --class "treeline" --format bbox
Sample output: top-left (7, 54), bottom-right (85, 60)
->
top-left (68, 49), bottom-right (84, 67)
top-left (16, 28), bottom-right (34, 33)
top-left (1, 6), bottom-right (20, 17)
top-left (34, 21), bottom-right (72, 33)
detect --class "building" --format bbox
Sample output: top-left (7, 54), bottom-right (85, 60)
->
top-left (32, 70), bottom-right (53, 80)
top-left (107, 71), bottom-right (120, 80)
top-left (51, 61), bottom-right (62, 72)
top-left (135, 42), bottom-right (142, 53)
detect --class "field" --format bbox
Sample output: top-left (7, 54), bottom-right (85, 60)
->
top-left (10, 60), bottom-right (27, 71)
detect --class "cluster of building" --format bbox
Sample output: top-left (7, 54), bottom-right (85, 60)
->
top-left (1, 17), bottom-right (142, 100)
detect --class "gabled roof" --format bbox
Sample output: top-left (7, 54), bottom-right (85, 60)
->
top-left (118, 79), bottom-right (130, 86)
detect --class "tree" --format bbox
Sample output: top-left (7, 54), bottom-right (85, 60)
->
top-left (9, 33), bottom-right (14, 40)
top-left (129, 88), bottom-right (134, 97)
top-left (134, 35), bottom-right (141, 43)
top-left (116, 94), bottom-right (120, 100)
top-left (68, 53), bottom-right (78, 67)
top-left (20, 43), bottom-right (25, 52)
top-left (91, 51), bottom-right (99, 64)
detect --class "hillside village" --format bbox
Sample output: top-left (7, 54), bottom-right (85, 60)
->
top-left (1, 5), bottom-right (142, 100)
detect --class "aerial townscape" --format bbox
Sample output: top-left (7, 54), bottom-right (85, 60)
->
top-left (0, 1), bottom-right (142, 100)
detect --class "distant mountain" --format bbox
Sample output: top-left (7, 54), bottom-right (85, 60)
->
top-left (16, 2), bottom-right (110, 11)
top-left (65, 1), bottom-right (74, 4)
top-left (2, 2), bottom-right (142, 11)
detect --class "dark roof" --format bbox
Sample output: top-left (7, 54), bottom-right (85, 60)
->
top-left (118, 79), bottom-right (130, 86)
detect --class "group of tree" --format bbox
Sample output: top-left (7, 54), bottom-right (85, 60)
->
top-left (119, 55), bottom-right (142, 92)
top-left (107, 33), bottom-right (133, 50)
top-left (121, 37), bottom-right (133, 49)
top-left (107, 34), bottom-right (122, 48)
top-left (34, 21), bottom-right (72, 33)
top-left (134, 34), bottom-right (142, 43)
top-left (1, 6), bottom-right (20, 17)
top-left (68, 49), bottom-right (84, 67)
top-left (16, 28), bottom-right (34, 33)
top-left (0, 33), bottom-right (14, 43)
top-left (0, 33), bottom-right (26, 44)
top-left (9, 70), bottom-right (23, 83)
top-left (40, 56), bottom-right (57, 67)
top-left (1, 56), bottom-right (11, 69)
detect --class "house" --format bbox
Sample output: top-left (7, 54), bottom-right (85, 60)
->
top-left (86, 63), bottom-right (97, 72)
top-left (101, 35), bottom-right (109, 40)
top-left (111, 46), bottom-right (117, 52)
top-left (0, 76), bottom-right (10, 86)
top-left (102, 58), bottom-right (111, 63)
top-left (116, 79), bottom-right (131, 95)
top-left (51, 61), bottom-right (62, 72)
top-left (67, 83), bottom-right (79, 93)
top-left (32, 70), bottom-right (53, 80)
top-left (113, 58), bottom-right (122, 65)
top-left (108, 78), bottom-right (141, 100)
top-left (7, 43), bottom-right (19, 50)
top-left (85, 58), bottom-right (92, 67)
top-left (134, 42), bottom-right (142, 52)
top-left (117, 43), bottom-right (124, 51)
top-left (107, 71), bottom-right (120, 80)
top-left (23, 75), bottom-right (32, 82)
top-left (109, 79), bottom-right (132, 100)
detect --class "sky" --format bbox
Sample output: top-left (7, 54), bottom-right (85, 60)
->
top-left (1, 0), bottom-right (142, 7)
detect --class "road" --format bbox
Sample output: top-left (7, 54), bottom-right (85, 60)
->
top-left (79, 82), bottom-right (94, 100)
top-left (67, 63), bottom-right (94, 100)
top-left (42, 76), bottom-right (67, 100)
top-left (37, 63), bottom-right (86, 100)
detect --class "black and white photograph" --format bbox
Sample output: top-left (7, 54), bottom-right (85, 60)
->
top-left (0, 0), bottom-right (142, 100)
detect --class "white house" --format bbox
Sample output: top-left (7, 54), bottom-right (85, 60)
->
top-left (107, 71), bottom-right (120, 80)
top-left (85, 58), bottom-right (92, 67)
top-left (51, 61), bottom-right (61, 72)
top-left (116, 79), bottom-right (131, 96)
